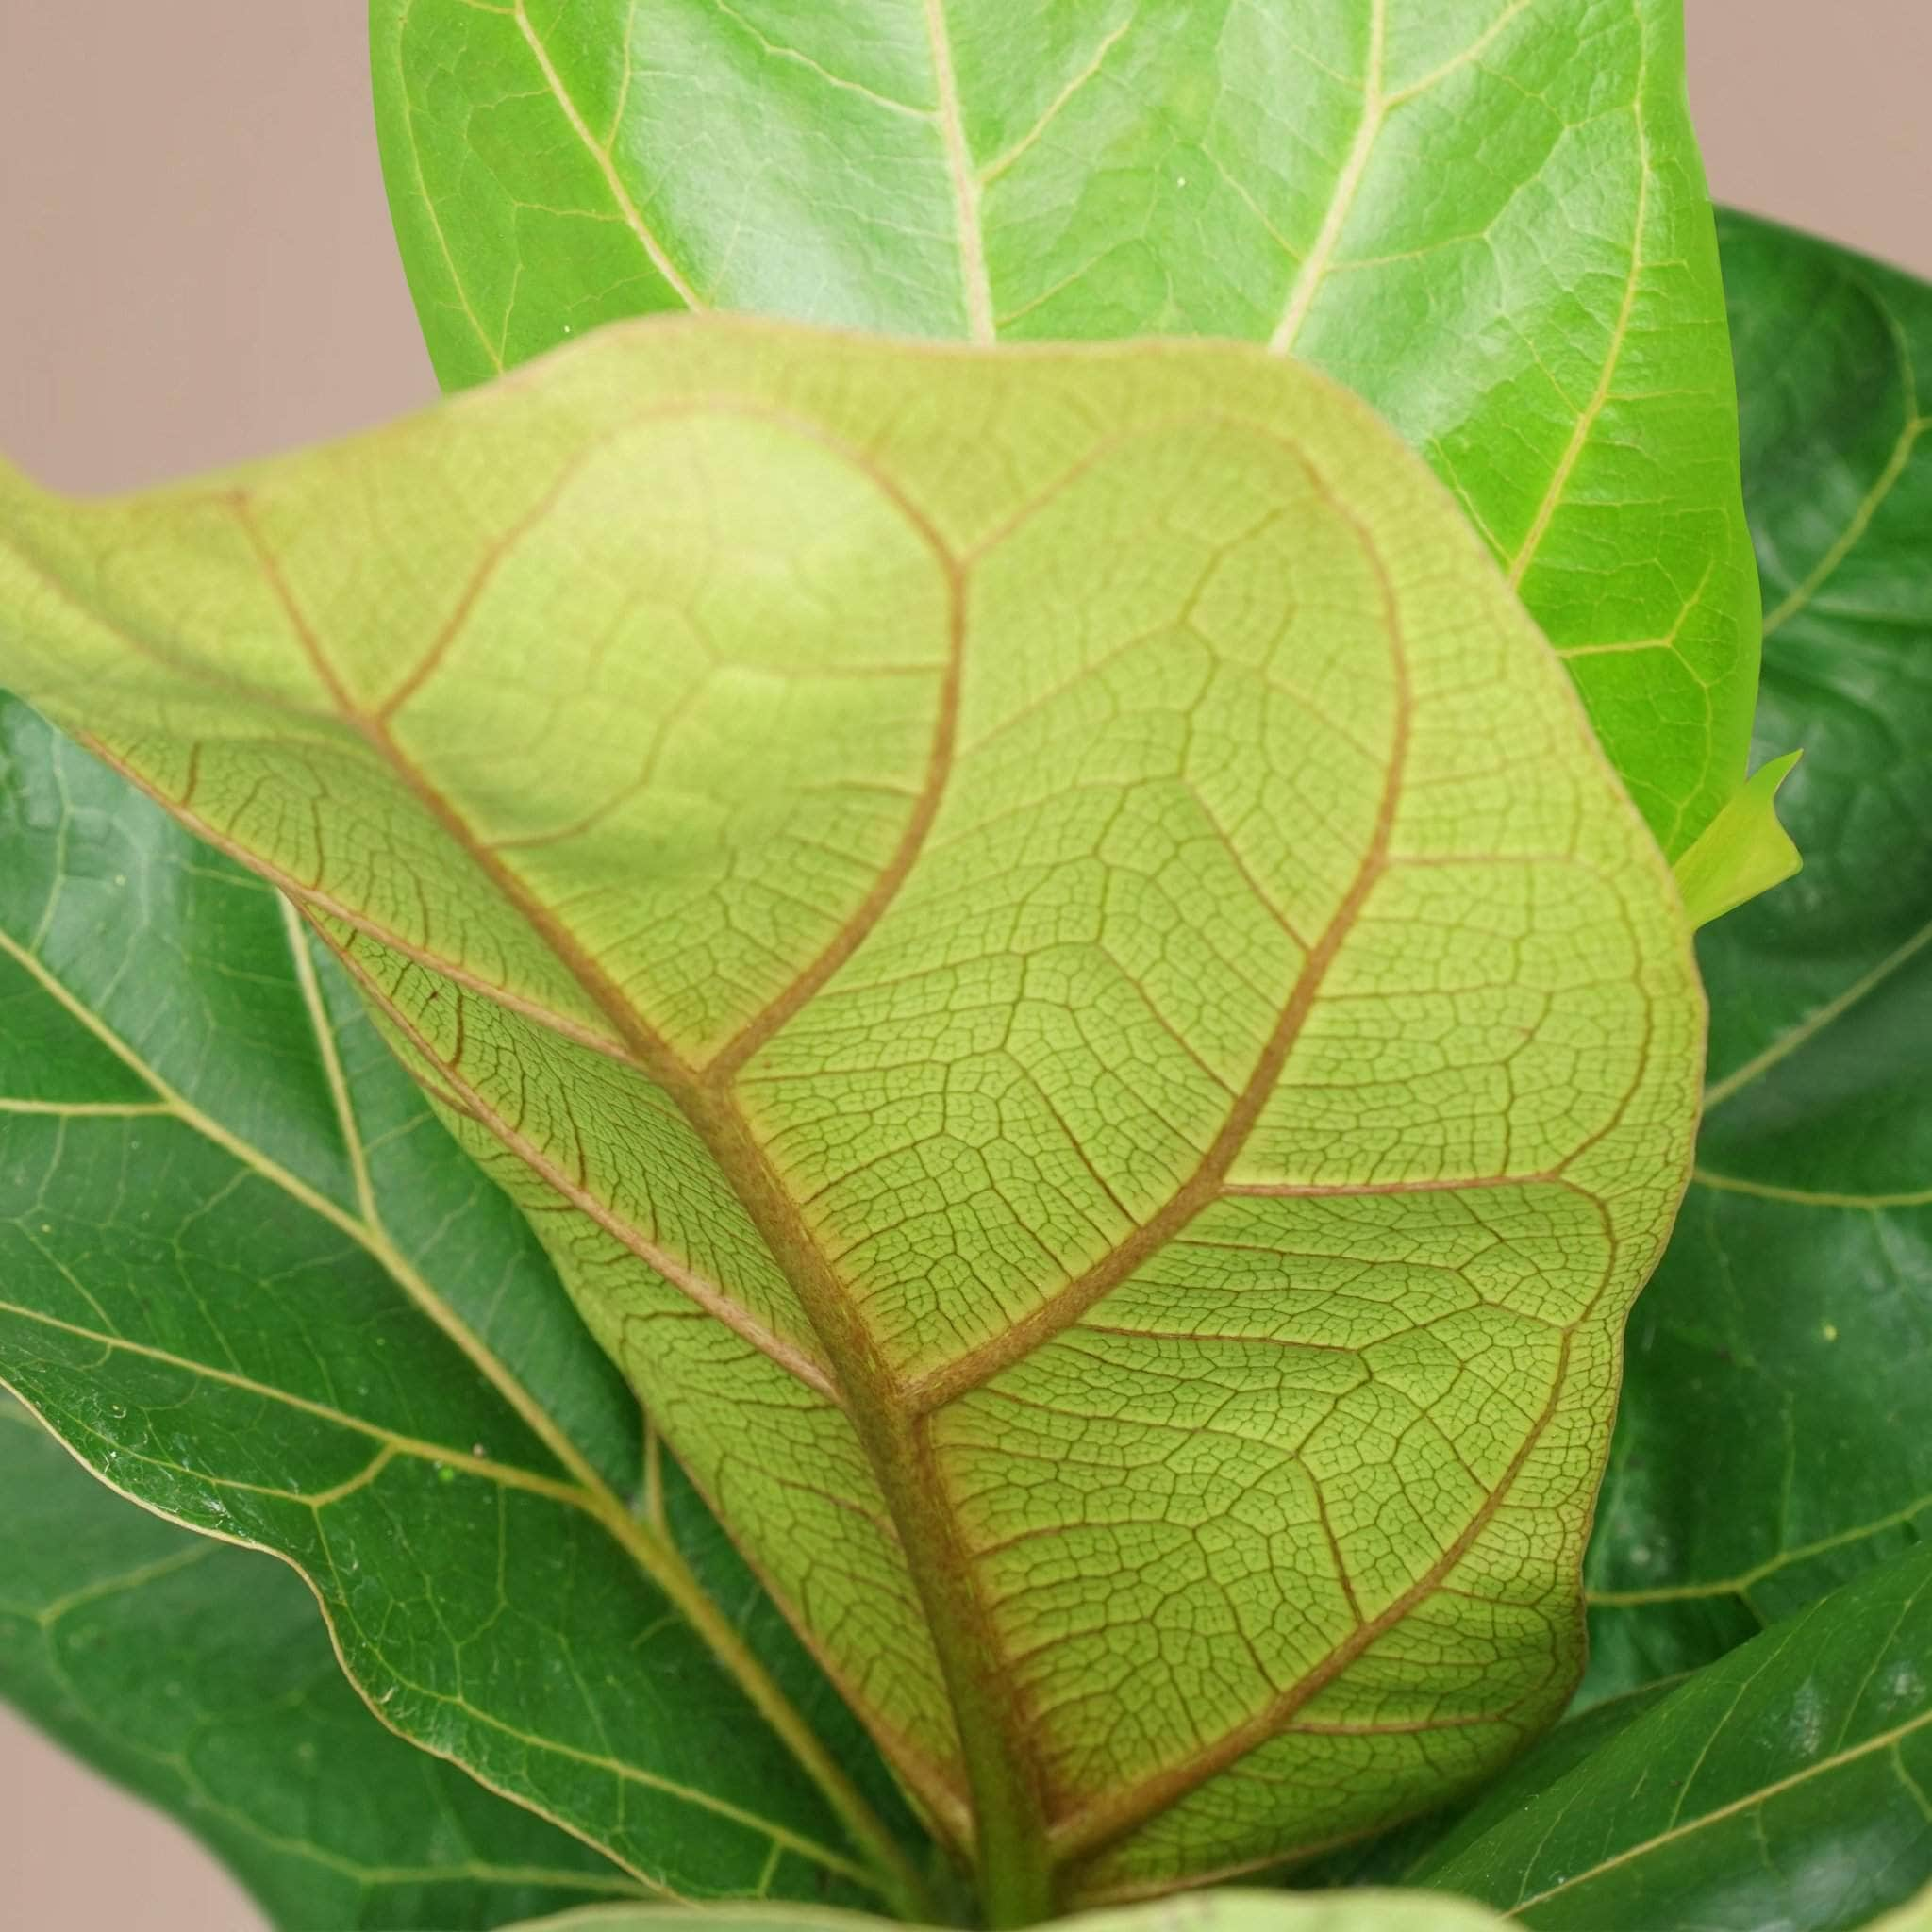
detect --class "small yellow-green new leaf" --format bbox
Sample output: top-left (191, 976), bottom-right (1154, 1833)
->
top-left (1671, 750), bottom-right (1802, 927)
top-left (0, 319), bottom-right (1703, 1908)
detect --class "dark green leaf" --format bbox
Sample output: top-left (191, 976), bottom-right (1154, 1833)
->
top-left (370, 0), bottom-right (1759, 856)
top-left (0, 1393), bottom-right (644, 1928)
top-left (0, 698), bottom-right (928, 1911)
top-left (1422, 1547), bottom-right (1932, 1926)
top-left (1586, 213), bottom-right (1932, 1700)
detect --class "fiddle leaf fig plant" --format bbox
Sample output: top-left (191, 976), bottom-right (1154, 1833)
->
top-left (0, 322), bottom-right (1707, 1915)
top-left (0, 6), bottom-right (1924, 1932)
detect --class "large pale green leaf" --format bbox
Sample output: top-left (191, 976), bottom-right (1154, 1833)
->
top-left (371, 0), bottom-right (1759, 858)
top-left (498, 1894), bottom-right (1509, 1932)
top-left (1420, 1547), bottom-right (1932, 1927)
top-left (1584, 213), bottom-right (1932, 1700)
top-left (0, 699), bottom-right (927, 1912)
top-left (0, 319), bottom-right (1703, 1911)
top-left (0, 1394), bottom-right (649, 1928)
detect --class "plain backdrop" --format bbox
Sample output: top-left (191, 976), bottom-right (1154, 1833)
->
top-left (0, 3), bottom-right (1927, 1926)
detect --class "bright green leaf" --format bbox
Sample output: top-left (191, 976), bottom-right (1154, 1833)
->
top-left (0, 1393), bottom-right (649, 1928)
top-left (371, 0), bottom-right (1760, 858)
top-left (1585, 213), bottom-right (1932, 1701)
top-left (493, 1892), bottom-right (1510, 1932)
top-left (1671, 749), bottom-right (1801, 928)
top-left (0, 700), bottom-right (926, 1911)
top-left (0, 319), bottom-right (1704, 1907)
top-left (1420, 1547), bottom-right (1932, 1926)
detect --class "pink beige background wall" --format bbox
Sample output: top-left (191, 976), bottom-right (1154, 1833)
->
top-left (1, 3), bottom-right (1927, 1925)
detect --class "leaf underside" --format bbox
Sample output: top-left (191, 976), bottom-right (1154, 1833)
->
top-left (0, 320), bottom-right (1702, 1897)
top-left (1585, 213), bottom-right (1932, 1702)
top-left (372, 0), bottom-right (1760, 858)
top-left (0, 1394), bottom-right (644, 1930)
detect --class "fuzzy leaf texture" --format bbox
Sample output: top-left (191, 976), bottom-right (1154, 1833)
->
top-left (0, 321), bottom-right (1703, 1907)
top-left (1585, 215), bottom-right (1932, 1700)
top-left (373, 0), bottom-right (1761, 858)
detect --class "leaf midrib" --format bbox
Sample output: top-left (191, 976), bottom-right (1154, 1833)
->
top-left (234, 394), bottom-right (1578, 1888)
top-left (18, 371), bottom-right (1671, 1887)
top-left (1505, 1704), bottom-right (1932, 1914)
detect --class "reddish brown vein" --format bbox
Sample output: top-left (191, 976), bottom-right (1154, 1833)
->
top-left (1224, 1170), bottom-right (1558, 1198)
top-left (77, 734), bottom-right (649, 1073)
top-left (703, 475), bottom-right (966, 1084)
top-left (58, 389), bottom-right (1650, 1908)
top-left (1051, 1332), bottom-right (1577, 1869)
top-left (375, 449), bottom-right (605, 723)
top-left (232, 451), bottom-right (1061, 1893)
top-left (903, 515), bottom-right (1413, 1416)
top-left (319, 926), bottom-right (841, 1405)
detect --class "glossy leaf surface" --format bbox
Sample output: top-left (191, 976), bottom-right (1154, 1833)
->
top-left (0, 700), bottom-right (922, 1910)
top-left (494, 1894), bottom-right (1509, 1932)
top-left (1585, 214), bottom-right (1932, 1700)
top-left (0, 1394), bottom-right (646, 1928)
top-left (372, 0), bottom-right (1758, 856)
top-left (0, 319), bottom-right (1703, 1904)
top-left (1423, 1547), bottom-right (1932, 1927)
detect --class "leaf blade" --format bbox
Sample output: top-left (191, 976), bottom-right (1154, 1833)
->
top-left (1423, 1548), bottom-right (1932, 1926)
top-left (370, 0), bottom-right (1759, 858)
top-left (0, 320), bottom-right (1705, 1894)
top-left (1585, 213), bottom-right (1932, 1702)
top-left (0, 698), bottom-right (924, 1908)
top-left (0, 1394), bottom-right (647, 1929)
top-left (1671, 749), bottom-right (1801, 928)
